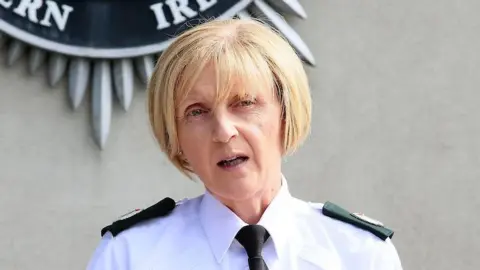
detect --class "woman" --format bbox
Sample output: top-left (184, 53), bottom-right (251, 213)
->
top-left (87, 19), bottom-right (403, 270)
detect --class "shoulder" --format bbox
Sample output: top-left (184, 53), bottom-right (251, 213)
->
top-left (291, 198), bottom-right (403, 269)
top-left (86, 196), bottom-right (203, 270)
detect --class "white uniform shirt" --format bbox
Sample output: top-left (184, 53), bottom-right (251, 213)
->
top-left (87, 179), bottom-right (403, 270)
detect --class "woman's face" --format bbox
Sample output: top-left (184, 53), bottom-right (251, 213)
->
top-left (176, 64), bottom-right (284, 203)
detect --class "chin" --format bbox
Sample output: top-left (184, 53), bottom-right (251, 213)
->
top-left (203, 169), bottom-right (262, 199)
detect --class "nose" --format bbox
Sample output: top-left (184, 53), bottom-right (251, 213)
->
top-left (212, 111), bottom-right (238, 143)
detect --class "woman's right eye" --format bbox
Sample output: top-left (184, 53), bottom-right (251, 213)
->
top-left (187, 108), bottom-right (206, 117)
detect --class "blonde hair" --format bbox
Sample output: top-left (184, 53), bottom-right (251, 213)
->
top-left (147, 18), bottom-right (312, 177)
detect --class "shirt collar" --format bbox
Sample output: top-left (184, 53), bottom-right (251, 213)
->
top-left (199, 175), bottom-right (293, 263)
top-left (257, 176), bottom-right (293, 260)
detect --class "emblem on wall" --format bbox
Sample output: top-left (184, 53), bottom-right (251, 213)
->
top-left (0, 0), bottom-right (314, 149)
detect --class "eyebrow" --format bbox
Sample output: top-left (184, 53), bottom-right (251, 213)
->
top-left (177, 92), bottom-right (204, 112)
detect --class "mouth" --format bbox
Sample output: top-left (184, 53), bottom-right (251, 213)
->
top-left (217, 155), bottom-right (249, 168)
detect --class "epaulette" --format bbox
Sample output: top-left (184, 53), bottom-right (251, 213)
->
top-left (322, 201), bottom-right (394, 241)
top-left (101, 197), bottom-right (176, 237)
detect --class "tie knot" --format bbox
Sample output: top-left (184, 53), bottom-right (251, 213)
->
top-left (235, 225), bottom-right (270, 258)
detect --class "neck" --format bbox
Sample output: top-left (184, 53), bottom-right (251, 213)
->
top-left (223, 175), bottom-right (282, 224)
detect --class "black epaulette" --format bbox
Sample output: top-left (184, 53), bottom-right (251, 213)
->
top-left (322, 201), bottom-right (394, 241)
top-left (101, 197), bottom-right (176, 237)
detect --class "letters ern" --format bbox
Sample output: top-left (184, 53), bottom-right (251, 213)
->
top-left (0, 0), bottom-right (73, 31)
top-left (0, 0), bottom-right (219, 32)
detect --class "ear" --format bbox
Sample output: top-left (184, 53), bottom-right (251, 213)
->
top-left (178, 150), bottom-right (188, 163)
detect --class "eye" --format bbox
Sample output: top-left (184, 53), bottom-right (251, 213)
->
top-left (186, 108), bottom-right (207, 117)
top-left (237, 99), bottom-right (256, 107)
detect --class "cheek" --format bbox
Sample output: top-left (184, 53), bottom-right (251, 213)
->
top-left (246, 113), bottom-right (282, 150)
top-left (177, 125), bottom-right (210, 167)
top-left (259, 106), bottom-right (282, 137)
top-left (178, 121), bottom-right (208, 146)
top-left (265, 121), bottom-right (283, 150)
top-left (261, 111), bottom-right (284, 151)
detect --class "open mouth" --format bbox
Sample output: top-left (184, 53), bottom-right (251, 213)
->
top-left (217, 156), bottom-right (249, 168)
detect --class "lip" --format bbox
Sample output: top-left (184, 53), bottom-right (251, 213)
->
top-left (217, 152), bottom-right (249, 163)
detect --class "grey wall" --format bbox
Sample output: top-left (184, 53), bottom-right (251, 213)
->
top-left (1, 0), bottom-right (479, 269)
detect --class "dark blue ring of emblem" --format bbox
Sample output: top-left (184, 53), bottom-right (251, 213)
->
top-left (0, 0), bottom-right (251, 58)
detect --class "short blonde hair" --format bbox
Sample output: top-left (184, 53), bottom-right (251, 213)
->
top-left (147, 18), bottom-right (312, 177)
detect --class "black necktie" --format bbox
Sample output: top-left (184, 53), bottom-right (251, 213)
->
top-left (235, 225), bottom-right (270, 270)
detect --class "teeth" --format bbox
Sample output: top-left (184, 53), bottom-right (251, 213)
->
top-left (218, 156), bottom-right (248, 167)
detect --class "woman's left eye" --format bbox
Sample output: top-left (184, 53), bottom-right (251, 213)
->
top-left (238, 99), bottom-right (255, 107)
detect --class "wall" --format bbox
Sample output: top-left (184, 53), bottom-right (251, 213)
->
top-left (1, 0), bottom-right (479, 269)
